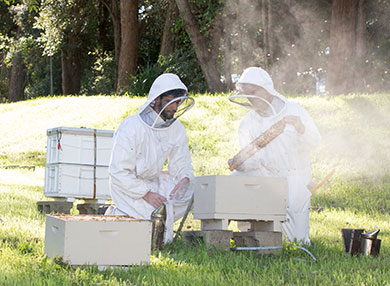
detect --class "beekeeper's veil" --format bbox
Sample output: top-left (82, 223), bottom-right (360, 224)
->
top-left (138, 73), bottom-right (194, 129)
top-left (229, 67), bottom-right (286, 118)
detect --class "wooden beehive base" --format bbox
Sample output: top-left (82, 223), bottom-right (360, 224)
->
top-left (37, 200), bottom-right (74, 214)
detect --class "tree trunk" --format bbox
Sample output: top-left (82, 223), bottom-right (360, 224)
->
top-left (8, 50), bottom-right (26, 102)
top-left (223, 29), bottom-right (233, 90)
top-left (112, 0), bottom-right (121, 69)
top-left (101, 0), bottom-right (120, 90)
top-left (8, 26), bottom-right (26, 102)
top-left (98, 0), bottom-right (112, 52)
top-left (355, 0), bottom-right (366, 58)
top-left (261, 0), bottom-right (269, 69)
top-left (117, 0), bottom-right (139, 93)
top-left (237, 0), bottom-right (244, 71)
top-left (354, 0), bottom-right (367, 91)
top-left (223, 0), bottom-right (235, 90)
top-left (61, 30), bottom-right (82, 95)
top-left (267, 0), bottom-right (273, 65)
top-left (175, 0), bottom-right (225, 93)
top-left (327, 0), bottom-right (359, 95)
top-left (160, 0), bottom-right (178, 56)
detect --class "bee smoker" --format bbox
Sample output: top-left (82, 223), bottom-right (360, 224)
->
top-left (342, 228), bottom-right (365, 255)
top-left (151, 204), bottom-right (166, 250)
top-left (360, 229), bottom-right (381, 256)
top-left (341, 228), bottom-right (381, 256)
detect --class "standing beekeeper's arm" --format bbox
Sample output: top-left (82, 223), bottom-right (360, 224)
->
top-left (167, 127), bottom-right (194, 201)
top-left (109, 123), bottom-right (154, 200)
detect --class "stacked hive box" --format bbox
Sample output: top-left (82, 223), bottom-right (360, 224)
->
top-left (44, 127), bottom-right (114, 200)
top-left (193, 175), bottom-right (287, 227)
top-left (185, 175), bottom-right (287, 252)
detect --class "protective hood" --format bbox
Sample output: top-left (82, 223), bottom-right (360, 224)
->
top-left (229, 67), bottom-right (287, 118)
top-left (138, 73), bottom-right (194, 129)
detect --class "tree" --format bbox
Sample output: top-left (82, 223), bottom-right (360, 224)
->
top-left (116, 0), bottom-right (139, 92)
top-left (160, 0), bottom-right (178, 56)
top-left (61, 30), bottom-right (81, 95)
top-left (327, 0), bottom-right (365, 95)
top-left (98, 0), bottom-right (120, 88)
top-left (111, 0), bottom-right (120, 69)
top-left (175, 0), bottom-right (225, 93)
top-left (8, 28), bottom-right (26, 102)
top-left (362, 0), bottom-right (390, 92)
top-left (36, 0), bottom-right (115, 95)
top-left (5, 1), bottom-right (37, 102)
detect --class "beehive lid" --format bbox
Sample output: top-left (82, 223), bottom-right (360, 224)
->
top-left (47, 214), bottom-right (147, 222)
top-left (47, 127), bottom-right (114, 137)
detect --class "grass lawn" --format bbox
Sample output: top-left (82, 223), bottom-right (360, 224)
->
top-left (0, 93), bottom-right (389, 285)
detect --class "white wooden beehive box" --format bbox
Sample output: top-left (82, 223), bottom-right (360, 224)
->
top-left (44, 127), bottom-right (114, 200)
top-left (44, 214), bottom-right (152, 266)
top-left (46, 127), bottom-right (114, 166)
top-left (44, 164), bottom-right (110, 199)
top-left (193, 175), bottom-right (287, 221)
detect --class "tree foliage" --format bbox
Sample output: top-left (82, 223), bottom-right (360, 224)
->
top-left (0, 0), bottom-right (389, 101)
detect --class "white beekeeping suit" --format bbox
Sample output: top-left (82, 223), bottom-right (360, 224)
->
top-left (107, 73), bottom-right (195, 243)
top-left (229, 67), bottom-right (321, 244)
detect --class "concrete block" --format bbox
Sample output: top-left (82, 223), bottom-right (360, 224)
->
top-left (194, 175), bottom-right (287, 225)
top-left (77, 203), bottom-right (110, 215)
top-left (45, 214), bottom-right (152, 266)
top-left (233, 231), bottom-right (282, 254)
top-left (249, 221), bottom-right (274, 231)
top-left (182, 230), bottom-right (233, 250)
top-left (37, 201), bottom-right (74, 214)
top-left (200, 219), bottom-right (229, 231)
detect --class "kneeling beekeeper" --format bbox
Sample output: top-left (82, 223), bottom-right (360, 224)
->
top-left (229, 67), bottom-right (321, 244)
top-left (106, 73), bottom-right (195, 244)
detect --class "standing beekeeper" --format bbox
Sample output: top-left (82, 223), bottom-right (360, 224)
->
top-left (106, 73), bottom-right (195, 243)
top-left (229, 67), bottom-right (321, 244)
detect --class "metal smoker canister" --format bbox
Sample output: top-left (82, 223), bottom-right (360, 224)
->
top-left (151, 204), bottom-right (166, 250)
top-left (341, 228), bottom-right (364, 255)
top-left (361, 229), bottom-right (381, 256)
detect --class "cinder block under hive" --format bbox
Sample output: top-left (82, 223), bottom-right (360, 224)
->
top-left (233, 231), bottom-right (282, 254)
top-left (77, 203), bottom-right (111, 215)
top-left (37, 200), bottom-right (74, 214)
top-left (182, 230), bottom-right (233, 250)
